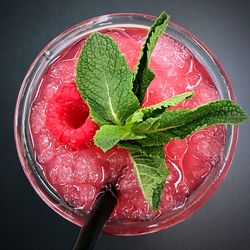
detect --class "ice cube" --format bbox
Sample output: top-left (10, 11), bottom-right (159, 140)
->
top-left (73, 149), bottom-right (103, 184)
top-left (62, 184), bottom-right (98, 211)
top-left (182, 144), bottom-right (212, 191)
top-left (114, 189), bottom-right (158, 220)
top-left (184, 82), bottom-right (219, 108)
top-left (160, 183), bottom-right (187, 211)
top-left (48, 164), bottom-right (73, 185)
top-left (55, 146), bottom-right (75, 165)
top-left (45, 146), bottom-right (75, 185)
top-left (48, 59), bottom-right (76, 84)
top-left (35, 130), bottom-right (55, 154)
top-left (42, 81), bottom-right (59, 100)
top-left (165, 139), bottom-right (188, 161)
top-left (142, 70), bottom-right (175, 106)
top-left (104, 147), bottom-right (131, 183)
top-left (37, 148), bottom-right (54, 164)
top-left (30, 101), bottom-right (47, 134)
top-left (150, 35), bottom-right (191, 74)
top-left (142, 69), bottom-right (188, 107)
top-left (107, 29), bottom-right (141, 70)
top-left (123, 28), bottom-right (147, 46)
top-left (79, 184), bottom-right (98, 211)
top-left (117, 165), bottom-right (138, 191)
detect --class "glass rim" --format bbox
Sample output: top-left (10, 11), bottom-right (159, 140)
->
top-left (14, 12), bottom-right (238, 236)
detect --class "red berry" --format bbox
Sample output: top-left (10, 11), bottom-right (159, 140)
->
top-left (46, 83), bottom-right (99, 149)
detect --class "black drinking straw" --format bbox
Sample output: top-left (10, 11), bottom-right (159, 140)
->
top-left (73, 184), bottom-right (117, 250)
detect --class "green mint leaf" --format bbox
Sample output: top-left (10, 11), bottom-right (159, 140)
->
top-left (119, 143), bottom-right (169, 210)
top-left (76, 32), bottom-right (139, 126)
top-left (94, 93), bottom-right (194, 151)
top-left (134, 99), bottom-right (249, 146)
top-left (94, 125), bottom-right (145, 152)
top-left (133, 11), bottom-right (170, 102)
top-left (126, 92), bottom-right (194, 123)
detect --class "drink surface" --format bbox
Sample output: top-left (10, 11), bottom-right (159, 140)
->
top-left (30, 28), bottom-right (225, 221)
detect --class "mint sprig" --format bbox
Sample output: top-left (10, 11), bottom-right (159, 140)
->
top-left (76, 12), bottom-right (249, 211)
top-left (133, 99), bottom-right (249, 146)
top-left (133, 11), bottom-right (170, 102)
top-left (95, 92), bottom-right (194, 151)
top-left (94, 98), bottom-right (248, 150)
top-left (119, 143), bottom-right (168, 210)
top-left (133, 99), bottom-right (248, 134)
top-left (76, 32), bottom-right (139, 126)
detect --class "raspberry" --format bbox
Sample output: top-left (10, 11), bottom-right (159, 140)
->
top-left (46, 83), bottom-right (99, 149)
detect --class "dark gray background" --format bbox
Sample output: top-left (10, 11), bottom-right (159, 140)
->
top-left (1, 0), bottom-right (250, 249)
